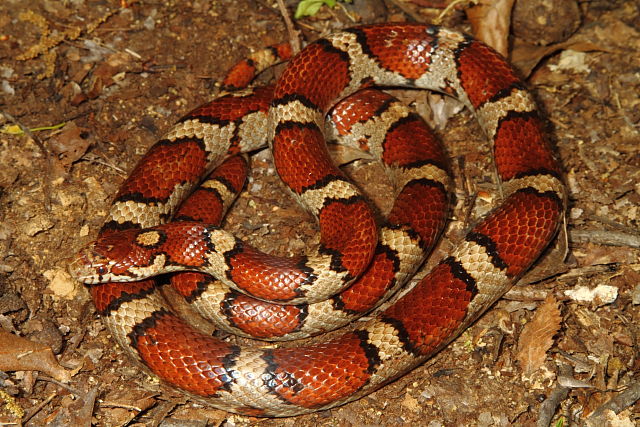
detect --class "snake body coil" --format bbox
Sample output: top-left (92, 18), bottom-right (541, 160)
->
top-left (70, 24), bottom-right (566, 417)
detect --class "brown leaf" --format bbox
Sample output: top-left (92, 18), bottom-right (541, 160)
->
top-left (48, 122), bottom-right (93, 178)
top-left (327, 144), bottom-right (374, 166)
top-left (85, 62), bottom-right (118, 99)
top-left (0, 329), bottom-right (73, 382)
top-left (102, 388), bottom-right (158, 412)
top-left (467, 0), bottom-right (515, 57)
top-left (512, 38), bottom-right (608, 79)
top-left (515, 295), bottom-right (562, 376)
top-left (100, 388), bottom-right (159, 425)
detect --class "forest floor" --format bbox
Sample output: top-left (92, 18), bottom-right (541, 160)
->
top-left (0, 0), bottom-right (638, 426)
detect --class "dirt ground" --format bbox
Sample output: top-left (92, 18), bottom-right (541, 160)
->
top-left (0, 0), bottom-right (638, 426)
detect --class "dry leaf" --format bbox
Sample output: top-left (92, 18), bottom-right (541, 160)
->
top-left (512, 37), bottom-right (608, 78)
top-left (0, 329), bottom-right (74, 382)
top-left (48, 122), bottom-right (92, 178)
top-left (100, 389), bottom-right (158, 425)
top-left (85, 61), bottom-right (118, 99)
top-left (515, 295), bottom-right (562, 376)
top-left (327, 144), bottom-right (374, 166)
top-left (467, 0), bottom-right (515, 57)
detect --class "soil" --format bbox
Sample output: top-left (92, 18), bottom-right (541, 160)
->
top-left (0, 0), bottom-right (638, 426)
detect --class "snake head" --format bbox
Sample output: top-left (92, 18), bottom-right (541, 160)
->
top-left (68, 228), bottom-right (155, 284)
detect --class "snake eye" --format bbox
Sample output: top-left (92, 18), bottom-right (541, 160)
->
top-left (96, 266), bottom-right (107, 275)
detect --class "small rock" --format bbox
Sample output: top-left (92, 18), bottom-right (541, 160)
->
top-left (0, 66), bottom-right (14, 78)
top-left (143, 14), bottom-right (156, 31)
top-left (2, 80), bottom-right (15, 95)
top-left (401, 393), bottom-right (419, 411)
top-left (549, 50), bottom-right (590, 74)
top-left (23, 215), bottom-right (55, 236)
top-left (84, 348), bottom-right (104, 364)
top-left (44, 269), bottom-right (78, 299)
top-left (57, 189), bottom-right (84, 208)
top-left (557, 375), bottom-right (593, 388)
top-left (0, 292), bottom-right (27, 315)
top-left (478, 412), bottom-right (494, 426)
top-left (564, 284), bottom-right (618, 306)
top-left (632, 284), bottom-right (640, 305)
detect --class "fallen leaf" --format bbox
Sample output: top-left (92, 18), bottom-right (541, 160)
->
top-left (326, 144), bottom-right (374, 166)
top-left (47, 121), bottom-right (92, 177)
top-left (85, 62), bottom-right (116, 98)
top-left (516, 295), bottom-right (562, 376)
top-left (100, 388), bottom-right (158, 425)
top-left (512, 37), bottom-right (609, 79)
top-left (467, 0), bottom-right (515, 57)
top-left (0, 329), bottom-right (74, 382)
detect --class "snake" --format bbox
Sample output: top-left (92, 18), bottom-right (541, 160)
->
top-left (69, 24), bottom-right (566, 417)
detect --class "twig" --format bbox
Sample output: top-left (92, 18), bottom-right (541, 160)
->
top-left (1, 110), bottom-right (53, 212)
top-left (150, 401), bottom-right (178, 427)
top-left (561, 212), bottom-right (570, 260)
top-left (435, 0), bottom-right (477, 24)
top-left (81, 153), bottom-right (128, 176)
top-left (502, 286), bottom-right (556, 302)
top-left (536, 364), bottom-right (572, 427)
top-left (21, 392), bottom-right (56, 425)
top-left (254, 0), bottom-right (282, 16)
top-left (75, 387), bottom-right (98, 427)
top-left (275, 0), bottom-right (301, 54)
top-left (456, 155), bottom-right (480, 227)
top-left (555, 263), bottom-right (619, 282)
top-left (99, 401), bottom-right (145, 411)
top-left (584, 211), bottom-right (640, 235)
top-left (587, 382), bottom-right (640, 423)
top-left (384, 0), bottom-right (425, 22)
top-left (569, 229), bottom-right (640, 248)
top-left (38, 376), bottom-right (83, 397)
top-left (335, 1), bottom-right (357, 23)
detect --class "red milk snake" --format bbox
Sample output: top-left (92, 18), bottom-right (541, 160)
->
top-left (70, 24), bottom-right (566, 417)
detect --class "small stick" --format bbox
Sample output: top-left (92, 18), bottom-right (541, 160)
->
top-left (82, 153), bottom-right (128, 176)
top-left (38, 376), bottom-right (83, 397)
top-left (275, 0), bottom-right (301, 54)
top-left (437, 0), bottom-right (477, 24)
top-left (74, 387), bottom-right (98, 427)
top-left (536, 364), bottom-right (572, 427)
top-left (588, 382), bottom-right (640, 421)
top-left (21, 392), bottom-right (56, 425)
top-left (569, 229), bottom-right (640, 248)
top-left (584, 211), bottom-right (640, 235)
top-left (385, 0), bottom-right (425, 22)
